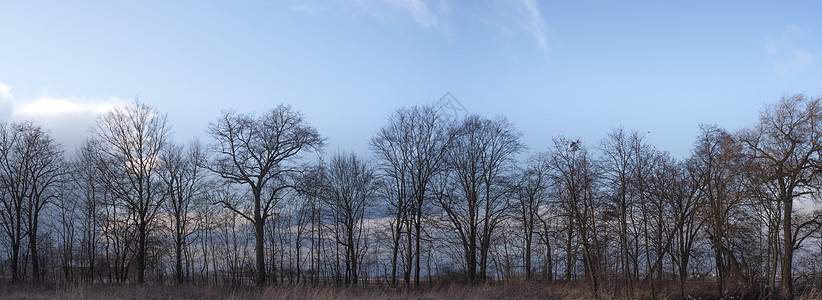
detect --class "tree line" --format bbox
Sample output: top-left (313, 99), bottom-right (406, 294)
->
top-left (1, 95), bottom-right (822, 299)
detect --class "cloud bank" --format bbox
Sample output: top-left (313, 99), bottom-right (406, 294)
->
top-left (0, 80), bottom-right (124, 152)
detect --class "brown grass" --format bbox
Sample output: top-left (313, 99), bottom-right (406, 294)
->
top-left (0, 280), bottom-right (816, 300)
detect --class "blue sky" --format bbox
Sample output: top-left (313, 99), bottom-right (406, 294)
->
top-left (1, 1), bottom-right (820, 158)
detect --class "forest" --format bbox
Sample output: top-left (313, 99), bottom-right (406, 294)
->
top-left (1, 94), bottom-right (822, 299)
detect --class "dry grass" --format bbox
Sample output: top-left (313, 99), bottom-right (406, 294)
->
top-left (0, 280), bottom-right (817, 300)
top-left (0, 281), bottom-right (588, 300)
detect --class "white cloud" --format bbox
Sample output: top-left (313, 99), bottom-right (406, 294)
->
top-left (766, 25), bottom-right (815, 77)
top-left (16, 97), bottom-right (116, 116)
top-left (0, 81), bottom-right (13, 119)
top-left (516, 0), bottom-right (549, 53)
top-left (2, 88), bottom-right (125, 152)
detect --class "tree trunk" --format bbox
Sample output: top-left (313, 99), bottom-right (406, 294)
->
top-left (525, 231), bottom-right (532, 280)
top-left (137, 222), bottom-right (146, 284)
top-left (255, 211), bottom-right (266, 286)
top-left (175, 232), bottom-right (184, 284)
top-left (414, 201), bottom-right (422, 287)
top-left (30, 220), bottom-right (40, 282)
top-left (781, 197), bottom-right (793, 299)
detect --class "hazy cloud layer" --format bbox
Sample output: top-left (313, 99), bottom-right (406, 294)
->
top-left (0, 81), bottom-right (123, 151)
top-left (767, 25), bottom-right (815, 77)
top-left (291, 0), bottom-right (549, 52)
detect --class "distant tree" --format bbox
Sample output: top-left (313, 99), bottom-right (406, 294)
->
top-left (204, 105), bottom-right (324, 286)
top-left (71, 139), bottom-right (105, 282)
top-left (322, 152), bottom-right (377, 284)
top-left (513, 153), bottom-right (549, 280)
top-left (160, 141), bottom-right (206, 284)
top-left (92, 100), bottom-right (170, 284)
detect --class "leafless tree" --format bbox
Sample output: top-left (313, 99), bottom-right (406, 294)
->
top-left (739, 95), bottom-right (822, 299)
top-left (204, 104), bottom-right (324, 286)
top-left (71, 139), bottom-right (106, 282)
top-left (160, 141), bottom-right (206, 284)
top-left (598, 127), bottom-right (637, 297)
top-left (322, 152), bottom-right (377, 284)
top-left (513, 153), bottom-right (549, 280)
top-left (665, 157), bottom-right (705, 296)
top-left (370, 104), bottom-right (453, 286)
top-left (92, 100), bottom-right (170, 284)
top-left (690, 123), bottom-right (746, 296)
top-left (547, 137), bottom-right (603, 297)
top-left (0, 121), bottom-right (64, 282)
top-left (22, 123), bottom-right (64, 282)
top-left (434, 115), bottom-right (523, 283)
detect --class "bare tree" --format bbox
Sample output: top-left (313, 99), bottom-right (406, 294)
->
top-left (690, 123), bottom-right (746, 296)
top-left (92, 100), bottom-right (170, 284)
top-left (434, 115), bottom-right (523, 283)
top-left (0, 121), bottom-right (29, 282)
top-left (547, 137), bottom-right (602, 297)
top-left (21, 122), bottom-right (64, 282)
top-left (323, 152), bottom-right (378, 284)
top-left (513, 153), bottom-right (549, 280)
top-left (160, 141), bottom-right (206, 284)
top-left (370, 110), bottom-right (413, 285)
top-left (71, 139), bottom-right (105, 282)
top-left (598, 127), bottom-right (636, 297)
top-left (739, 95), bottom-right (822, 299)
top-left (204, 105), bottom-right (324, 286)
top-left (370, 104), bottom-right (453, 286)
top-left (666, 157), bottom-right (705, 296)
top-left (0, 121), bottom-right (64, 282)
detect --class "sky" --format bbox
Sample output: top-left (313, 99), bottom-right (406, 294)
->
top-left (1, 1), bottom-right (821, 159)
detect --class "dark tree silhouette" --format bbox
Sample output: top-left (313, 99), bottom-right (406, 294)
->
top-left (204, 104), bottom-right (324, 286)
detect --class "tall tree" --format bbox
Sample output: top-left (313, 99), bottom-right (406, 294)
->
top-left (323, 152), bottom-right (377, 284)
top-left (692, 123), bottom-right (745, 297)
top-left (667, 158), bottom-right (705, 297)
top-left (204, 104), bottom-right (324, 286)
top-left (21, 122), bottom-right (64, 281)
top-left (434, 115), bottom-right (523, 283)
top-left (739, 95), bottom-right (822, 299)
top-left (0, 121), bottom-right (64, 282)
top-left (370, 104), bottom-right (453, 286)
top-left (92, 100), bottom-right (170, 284)
top-left (72, 139), bottom-right (104, 282)
top-left (160, 141), bottom-right (206, 284)
top-left (370, 109), bottom-right (412, 285)
top-left (547, 137), bottom-right (602, 298)
top-left (513, 153), bottom-right (549, 280)
top-left (598, 127), bottom-right (636, 297)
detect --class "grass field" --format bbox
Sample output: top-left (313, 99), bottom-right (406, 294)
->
top-left (1, 281), bottom-right (821, 299)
